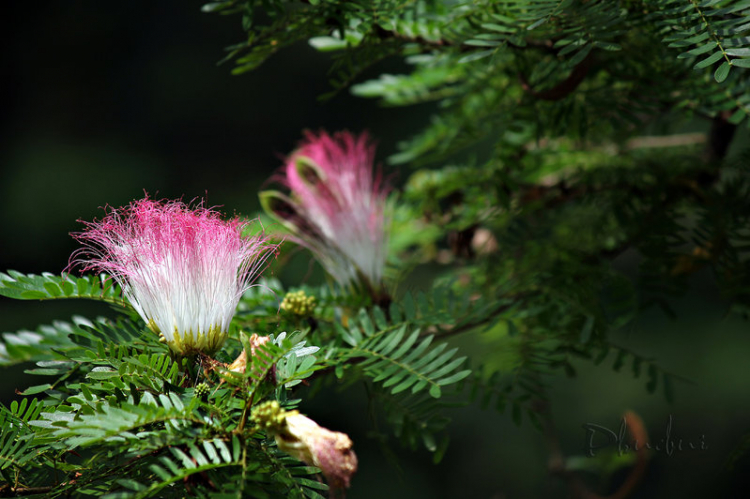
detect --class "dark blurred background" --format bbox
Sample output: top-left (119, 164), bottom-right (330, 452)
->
top-left (2, 2), bottom-right (750, 498)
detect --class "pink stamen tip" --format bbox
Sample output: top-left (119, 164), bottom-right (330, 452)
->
top-left (279, 130), bottom-right (389, 288)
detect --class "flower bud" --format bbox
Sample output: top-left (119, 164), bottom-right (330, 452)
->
top-left (281, 289), bottom-right (317, 317)
top-left (251, 401), bottom-right (357, 491)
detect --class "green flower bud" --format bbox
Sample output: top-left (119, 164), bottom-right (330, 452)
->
top-left (280, 290), bottom-right (317, 317)
top-left (250, 400), bottom-right (287, 431)
top-left (194, 382), bottom-right (210, 399)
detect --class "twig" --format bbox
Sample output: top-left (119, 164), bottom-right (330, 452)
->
top-left (519, 51), bottom-right (594, 101)
top-left (430, 298), bottom-right (523, 339)
top-left (0, 485), bottom-right (54, 497)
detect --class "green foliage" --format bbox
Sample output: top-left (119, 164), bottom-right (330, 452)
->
top-left (0, 298), bottom-right (332, 497)
top-left (207, 0), bottom-right (750, 165)
top-left (369, 386), bottom-right (457, 460)
top-left (0, 271), bottom-right (127, 306)
top-left (0, 267), bottom-right (514, 496)
top-left (0, 398), bottom-right (43, 473)
top-left (335, 318), bottom-right (470, 399)
top-left (656, 0), bottom-right (750, 81)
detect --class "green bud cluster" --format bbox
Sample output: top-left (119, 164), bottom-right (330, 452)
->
top-left (280, 290), bottom-right (316, 317)
top-left (250, 400), bottom-right (288, 431)
top-left (194, 382), bottom-right (210, 398)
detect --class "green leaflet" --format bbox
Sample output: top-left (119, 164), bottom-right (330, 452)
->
top-left (0, 271), bottom-right (128, 307)
top-left (338, 318), bottom-right (471, 399)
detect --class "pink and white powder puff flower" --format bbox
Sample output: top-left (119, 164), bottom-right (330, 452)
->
top-left (68, 197), bottom-right (278, 355)
top-left (261, 130), bottom-right (390, 301)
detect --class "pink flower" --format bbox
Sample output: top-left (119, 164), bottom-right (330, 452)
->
top-left (69, 198), bottom-right (278, 355)
top-left (261, 131), bottom-right (389, 297)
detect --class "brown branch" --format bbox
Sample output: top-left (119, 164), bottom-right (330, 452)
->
top-left (596, 411), bottom-right (649, 499)
top-left (429, 297), bottom-right (522, 340)
top-left (626, 133), bottom-right (707, 150)
top-left (373, 23), bottom-right (572, 60)
top-left (0, 485), bottom-right (54, 497)
top-left (519, 51), bottom-right (594, 101)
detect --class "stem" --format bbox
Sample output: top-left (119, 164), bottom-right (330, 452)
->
top-left (0, 486), bottom-right (55, 496)
top-left (430, 295), bottom-right (524, 339)
top-left (519, 51), bottom-right (594, 101)
top-left (237, 391), bottom-right (254, 434)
